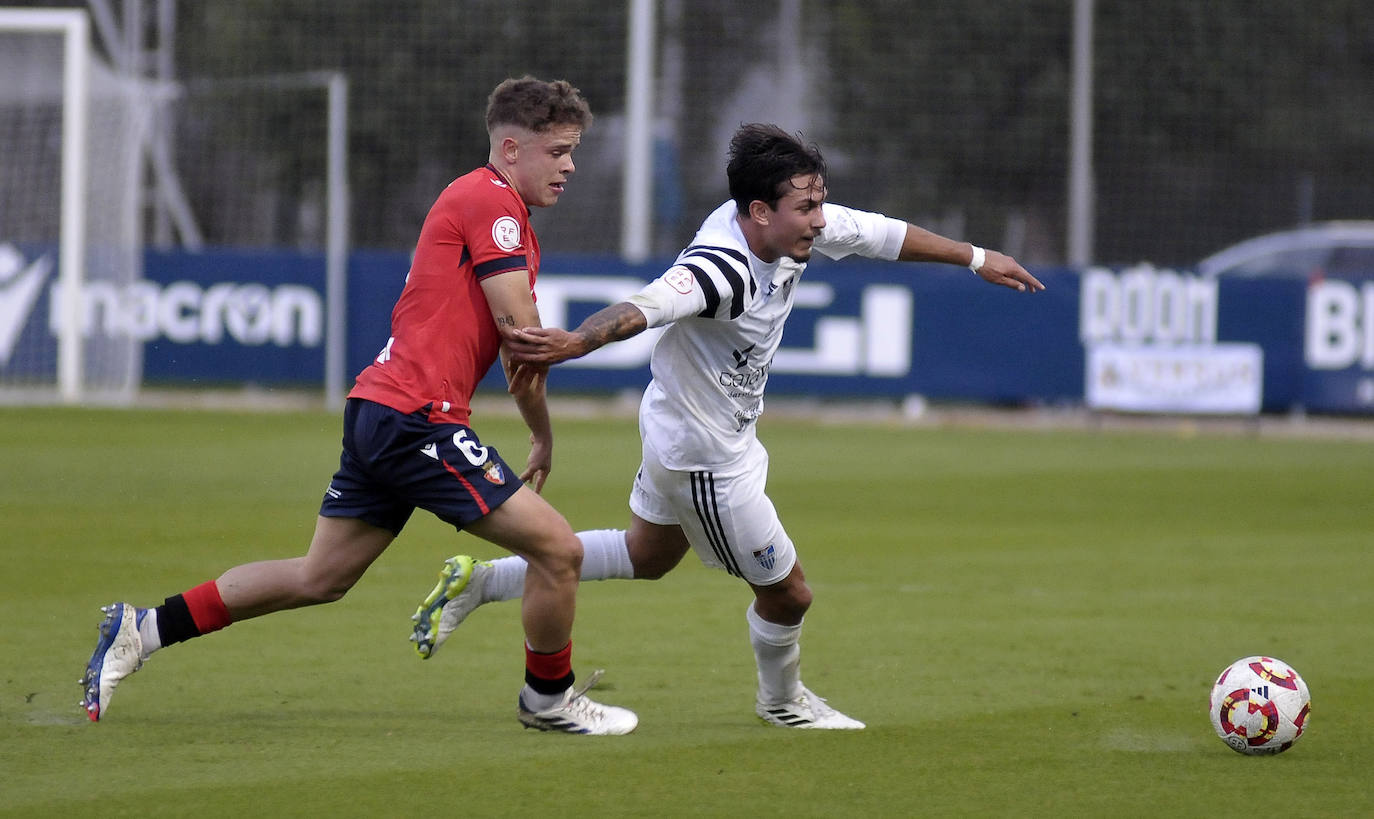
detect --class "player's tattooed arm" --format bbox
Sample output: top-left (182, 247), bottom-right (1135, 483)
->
top-left (508, 301), bottom-right (648, 365)
top-left (573, 302), bottom-right (648, 350)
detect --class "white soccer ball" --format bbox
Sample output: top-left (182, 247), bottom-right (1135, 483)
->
top-left (1208, 656), bottom-right (1311, 755)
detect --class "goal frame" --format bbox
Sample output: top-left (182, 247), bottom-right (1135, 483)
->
top-left (0, 8), bottom-right (90, 402)
top-left (2, 11), bottom-right (350, 408)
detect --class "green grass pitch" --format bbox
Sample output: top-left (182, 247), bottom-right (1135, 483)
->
top-left (2, 404), bottom-right (1372, 816)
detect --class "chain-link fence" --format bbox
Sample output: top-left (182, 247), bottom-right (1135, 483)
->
top-left (9, 0), bottom-right (1372, 268)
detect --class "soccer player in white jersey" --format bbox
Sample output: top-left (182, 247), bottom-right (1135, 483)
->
top-left (409, 123), bottom-right (1044, 729)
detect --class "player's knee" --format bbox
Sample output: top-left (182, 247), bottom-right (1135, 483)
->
top-left (754, 577), bottom-right (812, 623)
top-left (777, 583), bottom-right (812, 620)
top-left (558, 541), bottom-right (583, 581)
top-left (527, 535), bottom-right (582, 585)
top-left (299, 577), bottom-right (351, 605)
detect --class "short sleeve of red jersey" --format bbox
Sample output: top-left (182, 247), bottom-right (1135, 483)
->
top-left (459, 178), bottom-right (531, 281)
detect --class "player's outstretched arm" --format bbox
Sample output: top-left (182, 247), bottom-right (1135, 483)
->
top-left (895, 223), bottom-right (1044, 293)
top-left (508, 302), bottom-right (649, 365)
top-left (973, 247), bottom-right (1045, 293)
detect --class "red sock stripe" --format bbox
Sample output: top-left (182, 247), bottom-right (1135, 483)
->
top-left (525, 641), bottom-right (573, 682)
top-left (184, 580), bottom-right (232, 634)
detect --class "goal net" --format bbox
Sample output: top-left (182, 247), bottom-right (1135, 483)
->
top-left (0, 9), bottom-right (145, 404)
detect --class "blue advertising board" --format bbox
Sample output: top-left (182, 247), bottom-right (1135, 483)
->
top-left (1, 241), bottom-right (1371, 414)
top-left (1297, 278), bottom-right (1374, 412)
top-left (141, 249), bottom-right (328, 385)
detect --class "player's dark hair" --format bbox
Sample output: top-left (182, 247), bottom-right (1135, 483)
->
top-left (486, 76), bottom-right (593, 134)
top-left (727, 123), bottom-right (827, 215)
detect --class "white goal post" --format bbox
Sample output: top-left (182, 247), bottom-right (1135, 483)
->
top-left (1, 9), bottom-right (349, 408)
top-left (3, 9), bottom-right (89, 403)
top-left (0, 8), bottom-right (143, 404)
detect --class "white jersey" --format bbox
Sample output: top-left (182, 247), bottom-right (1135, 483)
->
top-left (631, 201), bottom-right (907, 471)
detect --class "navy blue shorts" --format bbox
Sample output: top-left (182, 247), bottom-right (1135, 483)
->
top-left (319, 398), bottom-right (524, 535)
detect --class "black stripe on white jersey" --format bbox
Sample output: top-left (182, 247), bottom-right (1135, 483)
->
top-left (680, 263), bottom-right (722, 318)
top-left (686, 243), bottom-right (747, 264)
top-left (694, 251), bottom-right (747, 317)
top-left (679, 245), bottom-right (753, 319)
top-left (690, 471), bottom-right (742, 577)
top-left (686, 244), bottom-right (756, 301)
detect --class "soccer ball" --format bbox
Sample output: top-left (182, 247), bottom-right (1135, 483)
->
top-left (1208, 656), bottom-right (1311, 755)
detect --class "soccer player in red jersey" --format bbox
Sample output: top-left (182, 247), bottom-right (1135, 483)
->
top-left (79, 77), bottom-right (637, 734)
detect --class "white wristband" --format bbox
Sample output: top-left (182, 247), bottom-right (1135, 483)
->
top-left (968, 245), bottom-right (986, 274)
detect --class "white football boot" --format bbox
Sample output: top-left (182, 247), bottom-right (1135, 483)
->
top-left (517, 670), bottom-right (638, 735)
top-left (756, 687), bottom-right (865, 729)
top-left (79, 603), bottom-right (147, 721)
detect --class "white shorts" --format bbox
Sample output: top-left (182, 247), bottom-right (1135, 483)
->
top-left (629, 441), bottom-right (796, 586)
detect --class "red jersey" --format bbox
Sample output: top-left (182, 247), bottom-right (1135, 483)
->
top-left (350, 165), bottom-right (539, 425)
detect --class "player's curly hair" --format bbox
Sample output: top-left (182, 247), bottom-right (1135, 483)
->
top-left (727, 123), bottom-right (827, 215)
top-left (486, 76), bottom-right (593, 134)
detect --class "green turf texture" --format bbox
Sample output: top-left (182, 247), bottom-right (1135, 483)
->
top-left (3, 406), bottom-right (1371, 817)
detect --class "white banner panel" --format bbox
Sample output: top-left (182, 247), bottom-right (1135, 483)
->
top-left (1085, 343), bottom-right (1263, 414)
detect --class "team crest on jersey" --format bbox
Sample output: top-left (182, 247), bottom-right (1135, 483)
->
top-left (753, 544), bottom-right (776, 571)
top-left (665, 267), bottom-right (695, 295)
top-left (492, 216), bottom-right (521, 251)
top-left (482, 459), bottom-right (506, 485)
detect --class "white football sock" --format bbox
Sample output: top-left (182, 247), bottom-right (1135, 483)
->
top-left (480, 528), bottom-right (636, 603)
top-left (483, 556), bottom-right (528, 603)
top-left (137, 608), bottom-right (162, 660)
top-left (577, 528), bottom-right (636, 581)
top-left (746, 601), bottom-right (804, 705)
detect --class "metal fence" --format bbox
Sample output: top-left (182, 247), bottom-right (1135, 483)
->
top-left (10, 0), bottom-right (1373, 268)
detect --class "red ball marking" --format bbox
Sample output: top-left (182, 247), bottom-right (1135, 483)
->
top-left (1249, 659), bottom-right (1299, 691)
top-left (1293, 702), bottom-right (1311, 735)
